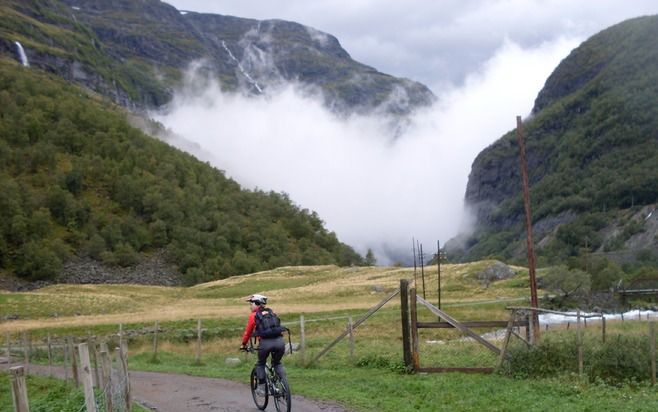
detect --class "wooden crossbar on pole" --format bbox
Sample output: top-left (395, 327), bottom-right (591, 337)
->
top-left (307, 288), bottom-right (400, 366)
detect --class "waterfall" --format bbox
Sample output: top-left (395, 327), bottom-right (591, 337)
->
top-left (14, 41), bottom-right (29, 67)
top-left (221, 40), bottom-right (263, 94)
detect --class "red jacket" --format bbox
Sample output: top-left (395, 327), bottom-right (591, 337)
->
top-left (241, 306), bottom-right (260, 346)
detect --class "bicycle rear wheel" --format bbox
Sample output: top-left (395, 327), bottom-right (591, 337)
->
top-left (250, 368), bottom-right (268, 410)
top-left (272, 374), bottom-right (291, 412)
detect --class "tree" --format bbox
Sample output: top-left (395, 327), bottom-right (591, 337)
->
top-left (114, 243), bottom-right (140, 267)
top-left (364, 248), bottom-right (377, 266)
top-left (64, 169), bottom-right (84, 195)
top-left (149, 219), bottom-right (168, 247)
top-left (15, 241), bottom-right (62, 281)
top-left (231, 250), bottom-right (259, 274)
top-left (84, 233), bottom-right (107, 259)
top-left (541, 265), bottom-right (591, 300)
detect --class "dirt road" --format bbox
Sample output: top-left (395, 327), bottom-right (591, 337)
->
top-left (3, 362), bottom-right (352, 412)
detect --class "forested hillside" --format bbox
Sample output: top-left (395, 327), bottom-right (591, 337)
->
top-left (449, 16), bottom-right (658, 287)
top-left (0, 59), bottom-right (363, 285)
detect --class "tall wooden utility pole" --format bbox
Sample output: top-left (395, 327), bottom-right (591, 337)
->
top-left (516, 116), bottom-right (540, 342)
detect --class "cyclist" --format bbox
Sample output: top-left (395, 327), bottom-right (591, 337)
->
top-left (241, 294), bottom-right (286, 395)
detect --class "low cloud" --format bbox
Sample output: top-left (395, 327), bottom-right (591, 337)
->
top-left (151, 37), bottom-right (578, 264)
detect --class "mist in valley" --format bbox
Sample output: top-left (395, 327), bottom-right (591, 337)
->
top-left (152, 37), bottom-right (577, 264)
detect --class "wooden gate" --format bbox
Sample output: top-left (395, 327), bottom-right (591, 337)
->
top-left (400, 279), bottom-right (528, 373)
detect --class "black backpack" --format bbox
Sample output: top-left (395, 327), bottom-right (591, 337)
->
top-left (254, 307), bottom-right (284, 338)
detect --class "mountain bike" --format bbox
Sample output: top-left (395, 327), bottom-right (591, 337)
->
top-left (241, 339), bottom-right (292, 412)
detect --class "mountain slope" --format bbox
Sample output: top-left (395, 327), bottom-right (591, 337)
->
top-left (448, 16), bottom-right (658, 282)
top-left (0, 58), bottom-right (363, 287)
top-left (0, 0), bottom-right (434, 115)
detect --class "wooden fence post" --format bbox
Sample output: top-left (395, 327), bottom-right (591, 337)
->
top-left (410, 288), bottom-right (419, 372)
top-left (602, 316), bottom-right (606, 344)
top-left (22, 331), bottom-right (29, 374)
top-left (300, 315), bottom-right (306, 366)
top-left (5, 332), bottom-right (11, 363)
top-left (100, 348), bottom-right (112, 412)
top-left (650, 321), bottom-right (656, 386)
top-left (400, 279), bottom-right (412, 369)
top-left (27, 333), bottom-right (32, 363)
top-left (116, 346), bottom-right (132, 412)
top-left (577, 310), bottom-right (583, 377)
top-left (152, 321), bottom-right (159, 361)
top-left (195, 319), bottom-right (202, 365)
top-left (525, 314), bottom-right (531, 342)
top-left (89, 337), bottom-right (99, 387)
top-left (68, 337), bottom-right (79, 387)
top-left (78, 343), bottom-right (97, 412)
top-left (348, 316), bottom-right (354, 363)
top-left (47, 334), bottom-right (53, 377)
top-left (63, 337), bottom-right (69, 383)
top-left (10, 366), bottom-right (30, 412)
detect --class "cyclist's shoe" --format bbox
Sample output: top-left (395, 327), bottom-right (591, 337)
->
top-left (256, 383), bottom-right (266, 396)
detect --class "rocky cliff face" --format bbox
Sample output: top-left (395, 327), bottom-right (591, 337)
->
top-left (449, 16), bottom-right (658, 266)
top-left (1, 0), bottom-right (434, 115)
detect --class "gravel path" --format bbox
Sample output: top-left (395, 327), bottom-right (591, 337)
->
top-left (2, 362), bottom-right (352, 412)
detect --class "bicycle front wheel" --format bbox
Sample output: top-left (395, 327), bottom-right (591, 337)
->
top-left (250, 368), bottom-right (268, 410)
top-left (272, 375), bottom-right (291, 412)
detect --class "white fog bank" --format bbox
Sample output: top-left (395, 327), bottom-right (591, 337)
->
top-left (151, 37), bottom-right (578, 264)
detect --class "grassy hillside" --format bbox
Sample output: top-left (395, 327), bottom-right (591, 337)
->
top-left (0, 59), bottom-right (362, 284)
top-left (0, 262), bottom-right (529, 331)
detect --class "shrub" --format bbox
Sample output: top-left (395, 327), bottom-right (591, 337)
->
top-left (114, 242), bottom-right (140, 267)
top-left (588, 335), bottom-right (651, 385)
top-left (503, 333), bottom-right (652, 385)
top-left (502, 337), bottom-right (578, 379)
top-left (356, 354), bottom-right (410, 373)
top-left (15, 240), bottom-right (63, 280)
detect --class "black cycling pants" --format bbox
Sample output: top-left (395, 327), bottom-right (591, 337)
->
top-left (257, 336), bottom-right (286, 382)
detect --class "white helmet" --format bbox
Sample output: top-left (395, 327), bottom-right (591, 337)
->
top-left (246, 294), bottom-right (268, 305)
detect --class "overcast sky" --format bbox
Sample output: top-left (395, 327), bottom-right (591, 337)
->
top-left (157, 1), bottom-right (657, 264)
